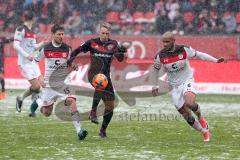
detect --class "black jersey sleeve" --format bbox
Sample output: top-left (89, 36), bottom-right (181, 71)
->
top-left (68, 39), bottom-right (91, 65)
top-left (114, 45), bottom-right (127, 62)
top-left (70, 39), bottom-right (91, 59)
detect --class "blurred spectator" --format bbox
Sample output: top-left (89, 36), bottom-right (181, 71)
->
top-left (145, 23), bottom-right (155, 34)
top-left (172, 22), bottom-right (184, 35)
top-left (78, 0), bottom-right (91, 15)
top-left (180, 0), bottom-right (193, 12)
top-left (1, 0), bottom-right (240, 35)
top-left (81, 10), bottom-right (96, 34)
top-left (166, 0), bottom-right (180, 22)
top-left (55, 0), bottom-right (70, 23)
top-left (212, 20), bottom-right (226, 34)
top-left (155, 10), bottom-right (173, 34)
top-left (222, 11), bottom-right (237, 34)
top-left (38, 0), bottom-right (54, 24)
top-left (64, 10), bottom-right (82, 36)
top-left (91, 0), bottom-right (108, 21)
top-left (133, 0), bottom-right (153, 12)
top-left (193, 9), bottom-right (212, 34)
top-left (120, 8), bottom-right (133, 24)
top-left (25, 0), bottom-right (41, 18)
top-left (154, 0), bottom-right (165, 15)
top-left (119, 24), bottom-right (133, 35)
top-left (108, 0), bottom-right (126, 12)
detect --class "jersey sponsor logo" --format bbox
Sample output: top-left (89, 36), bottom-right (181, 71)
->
top-left (178, 54), bottom-right (183, 59)
top-left (93, 53), bottom-right (112, 58)
top-left (106, 44), bottom-right (115, 51)
top-left (45, 51), bottom-right (69, 58)
top-left (49, 60), bottom-right (67, 70)
top-left (49, 65), bottom-right (67, 70)
top-left (55, 60), bottom-right (60, 65)
top-left (168, 66), bottom-right (184, 73)
top-left (24, 32), bottom-right (36, 39)
top-left (160, 51), bottom-right (187, 64)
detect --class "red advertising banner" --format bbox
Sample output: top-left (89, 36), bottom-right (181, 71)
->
top-left (4, 57), bottom-right (240, 83)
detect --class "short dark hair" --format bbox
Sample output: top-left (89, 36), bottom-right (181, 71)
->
top-left (51, 24), bottom-right (64, 33)
top-left (23, 11), bottom-right (34, 21)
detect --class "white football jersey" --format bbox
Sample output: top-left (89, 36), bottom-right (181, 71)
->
top-left (13, 25), bottom-right (43, 65)
top-left (154, 45), bottom-right (218, 86)
top-left (35, 42), bottom-right (71, 87)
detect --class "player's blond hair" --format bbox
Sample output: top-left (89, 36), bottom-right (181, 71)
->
top-left (100, 22), bottom-right (112, 31)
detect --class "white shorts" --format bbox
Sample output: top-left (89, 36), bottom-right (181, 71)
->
top-left (36, 87), bottom-right (76, 107)
top-left (19, 61), bottom-right (41, 80)
top-left (170, 79), bottom-right (196, 110)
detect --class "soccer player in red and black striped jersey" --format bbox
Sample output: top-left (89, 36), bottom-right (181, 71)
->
top-left (152, 32), bottom-right (225, 142)
top-left (68, 22), bottom-right (129, 138)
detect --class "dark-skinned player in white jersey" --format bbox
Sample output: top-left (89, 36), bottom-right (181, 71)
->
top-left (152, 32), bottom-right (225, 142)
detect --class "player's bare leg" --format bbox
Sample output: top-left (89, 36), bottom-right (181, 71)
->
top-left (16, 78), bottom-right (41, 112)
top-left (40, 104), bottom-right (53, 117)
top-left (99, 100), bottom-right (114, 138)
top-left (183, 92), bottom-right (210, 141)
top-left (65, 97), bottom-right (88, 140)
top-left (0, 74), bottom-right (6, 100)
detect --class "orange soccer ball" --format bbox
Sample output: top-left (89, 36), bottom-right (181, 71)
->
top-left (92, 74), bottom-right (108, 90)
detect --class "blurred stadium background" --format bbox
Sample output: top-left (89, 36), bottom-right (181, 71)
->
top-left (0, 0), bottom-right (240, 159)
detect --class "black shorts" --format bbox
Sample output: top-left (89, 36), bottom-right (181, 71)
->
top-left (89, 74), bottom-right (115, 101)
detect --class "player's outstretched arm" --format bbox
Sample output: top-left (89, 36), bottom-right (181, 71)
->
top-left (33, 36), bottom-right (51, 51)
top-left (67, 46), bottom-right (82, 67)
top-left (68, 40), bottom-right (91, 65)
top-left (13, 29), bottom-right (30, 59)
top-left (114, 41), bottom-right (131, 62)
top-left (217, 57), bottom-right (226, 63)
top-left (151, 55), bottom-right (162, 96)
top-left (185, 46), bottom-right (226, 63)
top-left (151, 66), bottom-right (160, 97)
top-left (14, 40), bottom-right (33, 60)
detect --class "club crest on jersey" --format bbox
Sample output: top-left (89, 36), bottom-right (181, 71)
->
top-left (62, 52), bottom-right (67, 58)
top-left (178, 54), bottom-right (183, 59)
top-left (106, 44), bottom-right (115, 51)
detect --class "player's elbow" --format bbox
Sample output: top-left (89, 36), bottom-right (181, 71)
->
top-left (13, 41), bottom-right (19, 50)
top-left (115, 53), bottom-right (125, 62)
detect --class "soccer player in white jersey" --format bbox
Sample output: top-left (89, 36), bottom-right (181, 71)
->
top-left (14, 11), bottom-right (47, 112)
top-left (152, 32), bottom-right (225, 142)
top-left (29, 24), bottom-right (88, 140)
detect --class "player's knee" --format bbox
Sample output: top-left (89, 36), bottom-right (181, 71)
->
top-left (189, 103), bottom-right (199, 112)
top-left (186, 116), bottom-right (195, 126)
top-left (65, 97), bottom-right (76, 106)
top-left (184, 101), bottom-right (195, 109)
top-left (30, 87), bottom-right (41, 93)
top-left (40, 105), bottom-right (53, 117)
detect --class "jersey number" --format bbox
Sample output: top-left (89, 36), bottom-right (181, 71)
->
top-left (64, 87), bottom-right (70, 94)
